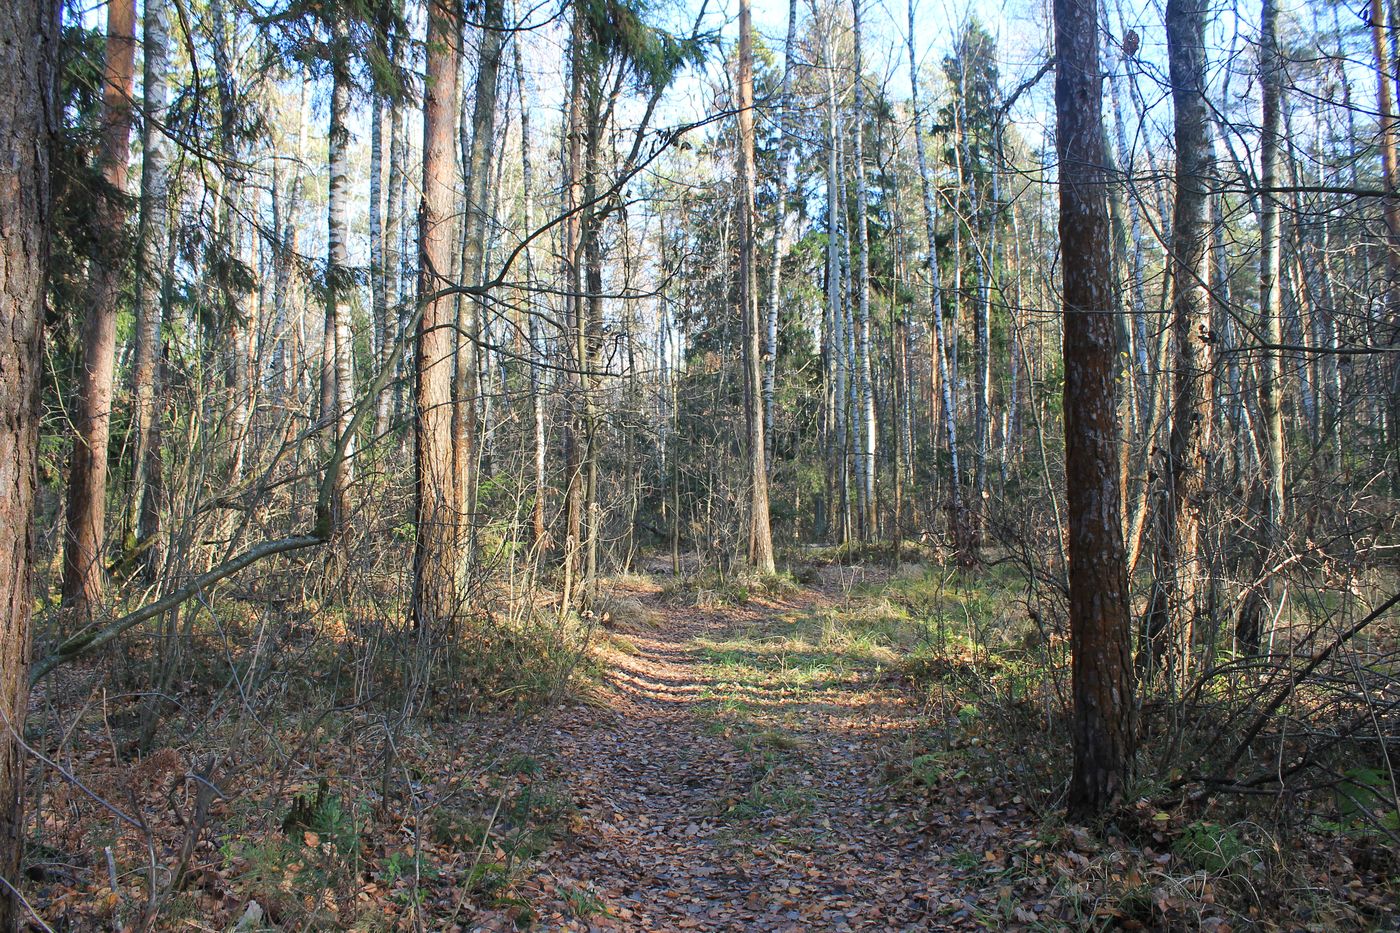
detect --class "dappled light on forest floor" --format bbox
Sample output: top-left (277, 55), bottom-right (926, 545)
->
top-left (468, 580), bottom-right (1041, 930)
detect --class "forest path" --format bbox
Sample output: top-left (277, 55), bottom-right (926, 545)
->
top-left (495, 576), bottom-right (1019, 932)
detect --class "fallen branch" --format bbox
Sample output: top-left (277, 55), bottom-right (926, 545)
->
top-left (1212, 589), bottom-right (1400, 779)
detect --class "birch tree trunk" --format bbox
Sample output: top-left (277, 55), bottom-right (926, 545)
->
top-left (127, 0), bottom-right (171, 574)
top-left (370, 99), bottom-right (391, 438)
top-left (906, 0), bottom-right (969, 561)
top-left (851, 0), bottom-right (877, 542)
top-left (327, 63), bottom-right (356, 523)
top-left (763, 0), bottom-right (800, 458)
top-left (515, 35), bottom-right (549, 549)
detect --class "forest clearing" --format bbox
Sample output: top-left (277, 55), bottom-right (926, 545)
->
top-left (3, 0), bottom-right (1400, 926)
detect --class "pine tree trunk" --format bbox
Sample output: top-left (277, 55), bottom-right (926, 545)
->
top-left (0, 1), bottom-right (56, 924)
top-left (63, 0), bottom-right (136, 615)
top-left (739, 0), bottom-right (775, 573)
top-left (1053, 0), bottom-right (1136, 818)
top-left (414, 0), bottom-right (463, 629)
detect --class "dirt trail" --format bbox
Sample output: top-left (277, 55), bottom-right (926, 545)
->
top-left (486, 582), bottom-right (1022, 931)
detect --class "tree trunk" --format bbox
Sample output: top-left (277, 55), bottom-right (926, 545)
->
top-left (127, 0), bottom-right (171, 575)
top-left (414, 0), bottom-right (463, 629)
top-left (851, 0), bottom-right (877, 542)
top-left (327, 63), bottom-right (355, 525)
top-left (740, 0), bottom-right (775, 573)
top-left (0, 0), bottom-right (56, 925)
top-left (63, 0), bottom-right (136, 616)
top-left (370, 99), bottom-right (391, 439)
top-left (561, 9), bottom-right (587, 607)
top-left (906, 0), bottom-right (969, 561)
top-left (1239, 0), bottom-right (1288, 651)
top-left (763, 0), bottom-right (800, 458)
top-left (454, 0), bottom-right (505, 567)
top-left (1053, 0), bottom-right (1136, 818)
top-left (1142, 0), bottom-right (1216, 683)
top-left (515, 36), bottom-right (548, 550)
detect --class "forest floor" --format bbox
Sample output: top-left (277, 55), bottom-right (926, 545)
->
top-left (476, 574), bottom-right (1024, 924)
top-left (467, 571), bottom-right (1072, 932)
top-left (29, 562), bottom-right (1397, 931)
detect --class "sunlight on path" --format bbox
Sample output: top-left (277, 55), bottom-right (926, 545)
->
top-left (476, 581), bottom-right (1024, 931)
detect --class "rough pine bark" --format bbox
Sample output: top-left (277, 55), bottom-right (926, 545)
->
top-left (740, 0), bottom-right (776, 573)
top-left (1053, 0), bottom-right (1136, 818)
top-left (0, 0), bottom-right (57, 924)
top-left (63, 0), bottom-right (136, 615)
top-left (414, 0), bottom-right (463, 629)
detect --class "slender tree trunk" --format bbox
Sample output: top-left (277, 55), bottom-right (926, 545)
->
top-left (823, 35), bottom-right (850, 545)
top-left (739, 0), bottom-right (775, 573)
top-left (1053, 0), bottom-right (1136, 818)
top-left (370, 99), bottom-right (392, 439)
top-left (1142, 0), bottom-right (1216, 683)
top-left (560, 10), bottom-right (587, 606)
top-left (515, 36), bottom-right (548, 550)
top-left (127, 0), bottom-right (171, 575)
top-left (390, 101), bottom-right (410, 427)
top-left (327, 64), bottom-right (355, 525)
top-left (454, 0), bottom-right (505, 567)
top-left (0, 0), bottom-right (56, 925)
top-left (764, 0), bottom-right (800, 459)
top-left (1239, 0), bottom-right (1288, 650)
top-left (906, 0), bottom-right (968, 561)
top-left (851, 0), bottom-right (877, 542)
top-left (414, 0), bottom-right (463, 629)
top-left (63, 0), bottom-right (136, 615)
